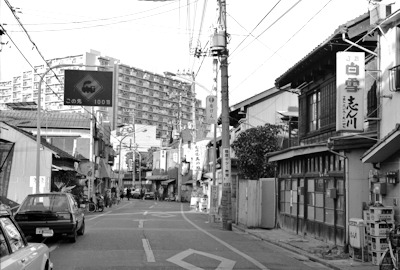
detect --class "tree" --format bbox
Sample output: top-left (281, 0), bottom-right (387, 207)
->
top-left (231, 123), bottom-right (282, 179)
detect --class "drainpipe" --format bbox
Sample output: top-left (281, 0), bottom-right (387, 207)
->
top-left (328, 148), bottom-right (349, 248)
top-left (342, 32), bottom-right (378, 57)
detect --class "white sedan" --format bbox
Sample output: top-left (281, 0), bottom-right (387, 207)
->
top-left (0, 204), bottom-right (53, 270)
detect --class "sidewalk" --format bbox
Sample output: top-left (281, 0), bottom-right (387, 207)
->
top-left (232, 225), bottom-right (377, 270)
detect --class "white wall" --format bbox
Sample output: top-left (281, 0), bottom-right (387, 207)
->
top-left (379, 10), bottom-right (400, 136)
top-left (0, 123), bottom-right (53, 204)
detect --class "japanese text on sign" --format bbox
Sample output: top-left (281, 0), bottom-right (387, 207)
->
top-left (336, 52), bottom-right (365, 132)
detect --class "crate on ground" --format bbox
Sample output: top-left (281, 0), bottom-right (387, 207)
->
top-left (370, 222), bottom-right (393, 237)
top-left (370, 206), bottom-right (394, 222)
top-left (371, 236), bottom-right (389, 251)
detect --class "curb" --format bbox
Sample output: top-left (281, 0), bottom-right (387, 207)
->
top-left (232, 224), bottom-right (342, 270)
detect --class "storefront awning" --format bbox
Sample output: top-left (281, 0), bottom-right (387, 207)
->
top-left (52, 164), bottom-right (75, 171)
top-left (362, 124), bottom-right (400, 164)
top-left (161, 179), bottom-right (175, 185)
top-left (183, 180), bottom-right (195, 185)
top-left (99, 159), bottom-right (112, 178)
top-left (145, 175), bottom-right (169, 181)
top-left (266, 143), bottom-right (329, 162)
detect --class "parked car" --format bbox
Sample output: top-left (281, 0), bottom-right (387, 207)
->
top-left (144, 191), bottom-right (155, 200)
top-left (132, 189), bottom-right (141, 199)
top-left (14, 192), bottom-right (85, 243)
top-left (0, 204), bottom-right (53, 270)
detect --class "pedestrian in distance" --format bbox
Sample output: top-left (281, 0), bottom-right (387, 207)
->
top-left (127, 187), bottom-right (132, 201)
top-left (141, 187), bottom-right (146, 200)
top-left (120, 189), bottom-right (124, 201)
top-left (159, 185), bottom-right (164, 201)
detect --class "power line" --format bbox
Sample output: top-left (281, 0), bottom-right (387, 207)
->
top-left (8, 1), bottom-right (176, 26)
top-left (229, 0), bottom-right (282, 58)
top-left (232, 0), bottom-right (303, 61)
top-left (7, 0), bottom-right (196, 33)
top-left (231, 0), bottom-right (333, 95)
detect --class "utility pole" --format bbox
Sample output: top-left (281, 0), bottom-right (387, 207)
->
top-left (177, 89), bottom-right (183, 202)
top-left (218, 0), bottom-right (232, 230)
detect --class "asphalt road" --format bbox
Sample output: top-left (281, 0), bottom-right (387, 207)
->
top-left (39, 199), bottom-right (330, 269)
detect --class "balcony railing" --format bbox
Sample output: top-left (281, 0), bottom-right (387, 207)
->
top-left (389, 64), bottom-right (400, 92)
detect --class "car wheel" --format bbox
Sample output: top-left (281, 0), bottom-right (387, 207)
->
top-left (68, 230), bottom-right (77, 243)
top-left (77, 220), bottom-right (85, 236)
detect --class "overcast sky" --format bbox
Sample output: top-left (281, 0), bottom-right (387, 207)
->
top-left (1, 0), bottom-right (372, 106)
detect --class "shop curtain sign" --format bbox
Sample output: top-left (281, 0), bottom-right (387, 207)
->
top-left (336, 51), bottom-right (365, 132)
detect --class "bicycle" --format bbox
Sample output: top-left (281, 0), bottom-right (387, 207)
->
top-left (379, 221), bottom-right (400, 270)
top-left (82, 200), bottom-right (97, 213)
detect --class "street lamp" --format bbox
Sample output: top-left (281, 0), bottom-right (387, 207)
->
top-left (116, 128), bottom-right (147, 190)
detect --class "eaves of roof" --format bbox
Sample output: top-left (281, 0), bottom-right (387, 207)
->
top-left (3, 121), bottom-right (79, 161)
top-left (230, 87), bottom-right (281, 111)
top-left (275, 12), bottom-right (371, 88)
top-left (0, 110), bottom-right (90, 129)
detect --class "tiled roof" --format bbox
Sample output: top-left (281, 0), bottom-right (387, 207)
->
top-left (275, 12), bottom-right (371, 87)
top-left (3, 121), bottom-right (79, 161)
top-left (0, 110), bottom-right (90, 129)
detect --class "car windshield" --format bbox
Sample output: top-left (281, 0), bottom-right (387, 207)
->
top-left (19, 194), bottom-right (69, 212)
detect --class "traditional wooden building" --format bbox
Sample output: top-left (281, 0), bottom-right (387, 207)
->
top-left (267, 13), bottom-right (379, 246)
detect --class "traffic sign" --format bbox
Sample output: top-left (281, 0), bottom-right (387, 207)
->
top-left (64, 70), bottom-right (113, 107)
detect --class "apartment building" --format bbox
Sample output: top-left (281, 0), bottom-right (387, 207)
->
top-left (0, 49), bottom-right (207, 142)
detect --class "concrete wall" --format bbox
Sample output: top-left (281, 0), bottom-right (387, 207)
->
top-left (347, 149), bottom-right (375, 220)
top-left (0, 123), bottom-right (53, 204)
top-left (246, 91), bottom-right (298, 128)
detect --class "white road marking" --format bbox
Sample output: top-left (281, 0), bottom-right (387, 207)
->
top-left (167, 249), bottom-right (235, 270)
top-left (138, 220), bottom-right (144, 228)
top-left (181, 205), bottom-right (269, 270)
top-left (143, 211), bottom-right (148, 215)
top-left (142, 239), bottom-right (155, 262)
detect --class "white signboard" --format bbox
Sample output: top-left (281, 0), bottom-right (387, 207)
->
top-left (205, 95), bottom-right (218, 124)
top-left (29, 176), bottom-right (47, 194)
top-left (222, 148), bottom-right (231, 183)
top-left (336, 52), bottom-right (365, 132)
top-left (160, 150), bottom-right (167, 171)
top-left (192, 141), bottom-right (208, 181)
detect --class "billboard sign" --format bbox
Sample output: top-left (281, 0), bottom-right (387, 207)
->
top-left (336, 52), bottom-right (365, 132)
top-left (64, 70), bottom-right (113, 107)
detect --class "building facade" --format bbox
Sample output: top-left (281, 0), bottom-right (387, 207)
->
top-left (0, 49), bottom-right (207, 143)
top-left (361, 5), bottom-right (400, 219)
top-left (267, 12), bottom-right (382, 246)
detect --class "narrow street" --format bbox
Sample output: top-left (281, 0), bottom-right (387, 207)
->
top-left (40, 199), bottom-right (329, 270)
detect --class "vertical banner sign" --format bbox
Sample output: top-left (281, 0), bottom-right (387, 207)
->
top-left (64, 70), bottom-right (113, 107)
top-left (205, 95), bottom-right (218, 124)
top-left (193, 140), bottom-right (208, 180)
top-left (160, 150), bottom-right (167, 171)
top-left (210, 185), bottom-right (218, 214)
top-left (222, 148), bottom-right (231, 184)
top-left (336, 52), bottom-right (365, 132)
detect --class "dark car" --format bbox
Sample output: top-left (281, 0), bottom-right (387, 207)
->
top-left (0, 204), bottom-right (53, 269)
top-left (144, 191), bottom-right (155, 200)
top-left (14, 192), bottom-right (85, 243)
top-left (132, 189), bottom-right (141, 199)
